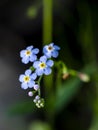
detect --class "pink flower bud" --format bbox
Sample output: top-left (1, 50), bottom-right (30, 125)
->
top-left (28, 91), bottom-right (33, 97)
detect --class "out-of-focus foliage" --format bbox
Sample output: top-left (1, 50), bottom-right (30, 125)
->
top-left (55, 63), bottom-right (97, 112)
top-left (8, 100), bottom-right (36, 115)
top-left (26, 6), bottom-right (38, 18)
top-left (29, 121), bottom-right (52, 130)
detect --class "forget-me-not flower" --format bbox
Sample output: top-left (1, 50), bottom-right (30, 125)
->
top-left (20, 45), bottom-right (39, 64)
top-left (33, 56), bottom-right (54, 76)
top-left (19, 69), bottom-right (37, 89)
top-left (43, 43), bottom-right (60, 58)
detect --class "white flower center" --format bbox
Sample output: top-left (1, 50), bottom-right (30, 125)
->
top-left (23, 76), bottom-right (30, 83)
top-left (25, 50), bottom-right (31, 56)
top-left (39, 62), bottom-right (46, 69)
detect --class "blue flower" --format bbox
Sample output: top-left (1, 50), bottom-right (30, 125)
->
top-left (19, 69), bottom-right (37, 89)
top-left (43, 43), bottom-right (60, 58)
top-left (33, 56), bottom-right (54, 76)
top-left (20, 45), bottom-right (39, 64)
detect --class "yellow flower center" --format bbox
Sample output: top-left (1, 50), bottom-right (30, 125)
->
top-left (23, 76), bottom-right (30, 82)
top-left (39, 62), bottom-right (46, 69)
top-left (25, 50), bottom-right (31, 56)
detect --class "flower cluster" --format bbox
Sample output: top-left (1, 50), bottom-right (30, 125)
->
top-left (19, 43), bottom-right (60, 108)
top-left (33, 95), bottom-right (44, 108)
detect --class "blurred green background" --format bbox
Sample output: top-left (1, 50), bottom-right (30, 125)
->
top-left (0, 0), bottom-right (98, 130)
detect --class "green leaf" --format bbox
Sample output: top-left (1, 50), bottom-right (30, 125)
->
top-left (55, 63), bottom-right (97, 113)
top-left (55, 78), bottom-right (81, 113)
top-left (7, 100), bottom-right (36, 116)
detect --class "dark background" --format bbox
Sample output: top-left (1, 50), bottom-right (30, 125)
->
top-left (0, 0), bottom-right (98, 130)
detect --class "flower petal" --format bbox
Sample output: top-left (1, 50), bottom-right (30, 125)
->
top-left (52, 51), bottom-right (59, 58)
top-left (54, 45), bottom-right (60, 50)
top-left (26, 45), bottom-right (33, 50)
top-left (33, 61), bottom-right (40, 68)
top-left (21, 82), bottom-right (28, 89)
top-left (44, 67), bottom-right (52, 75)
top-left (33, 48), bottom-right (39, 54)
top-left (28, 80), bottom-right (35, 88)
top-left (19, 74), bottom-right (25, 82)
top-left (20, 50), bottom-right (26, 57)
top-left (22, 57), bottom-right (29, 64)
top-left (49, 43), bottom-right (54, 46)
top-left (43, 45), bottom-right (48, 52)
top-left (36, 69), bottom-right (43, 76)
top-left (31, 73), bottom-right (37, 80)
top-left (40, 55), bottom-right (47, 62)
top-left (30, 54), bottom-right (37, 62)
top-left (45, 52), bottom-right (51, 58)
top-left (47, 60), bottom-right (54, 67)
top-left (25, 69), bottom-right (31, 75)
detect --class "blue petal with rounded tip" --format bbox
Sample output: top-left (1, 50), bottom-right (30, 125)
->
top-left (19, 74), bottom-right (25, 82)
top-left (21, 82), bottom-right (28, 89)
top-left (26, 45), bottom-right (33, 50)
top-left (31, 73), bottom-right (37, 80)
top-left (30, 54), bottom-right (37, 62)
top-left (22, 57), bottom-right (29, 64)
top-left (20, 50), bottom-right (26, 57)
top-left (47, 60), bottom-right (54, 67)
top-left (44, 67), bottom-right (51, 75)
top-left (33, 61), bottom-right (40, 68)
top-left (28, 80), bottom-right (35, 88)
top-left (54, 45), bottom-right (60, 50)
top-left (40, 55), bottom-right (47, 62)
top-left (25, 69), bottom-right (31, 75)
top-left (36, 69), bottom-right (43, 76)
top-left (52, 51), bottom-right (58, 58)
top-left (33, 48), bottom-right (39, 54)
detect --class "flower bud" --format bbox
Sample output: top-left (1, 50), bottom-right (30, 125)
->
top-left (78, 73), bottom-right (90, 82)
top-left (35, 95), bottom-right (40, 100)
top-left (28, 91), bottom-right (33, 97)
top-left (34, 84), bottom-right (39, 91)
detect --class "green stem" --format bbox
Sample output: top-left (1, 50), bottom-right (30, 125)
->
top-left (55, 61), bottom-right (68, 73)
top-left (42, 0), bottom-right (53, 90)
top-left (37, 75), bottom-right (43, 96)
top-left (38, 75), bottom-right (43, 85)
top-left (43, 0), bottom-right (54, 126)
top-left (43, 0), bottom-right (53, 44)
top-left (68, 69), bottom-right (78, 76)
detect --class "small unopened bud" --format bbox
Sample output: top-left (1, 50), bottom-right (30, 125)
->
top-left (40, 103), bottom-right (44, 107)
top-left (35, 95), bottom-right (40, 100)
top-left (34, 84), bottom-right (39, 91)
top-left (36, 103), bottom-right (40, 108)
top-left (38, 100), bottom-right (41, 103)
top-left (33, 99), bottom-right (37, 103)
top-left (28, 91), bottom-right (33, 97)
top-left (78, 73), bottom-right (90, 82)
